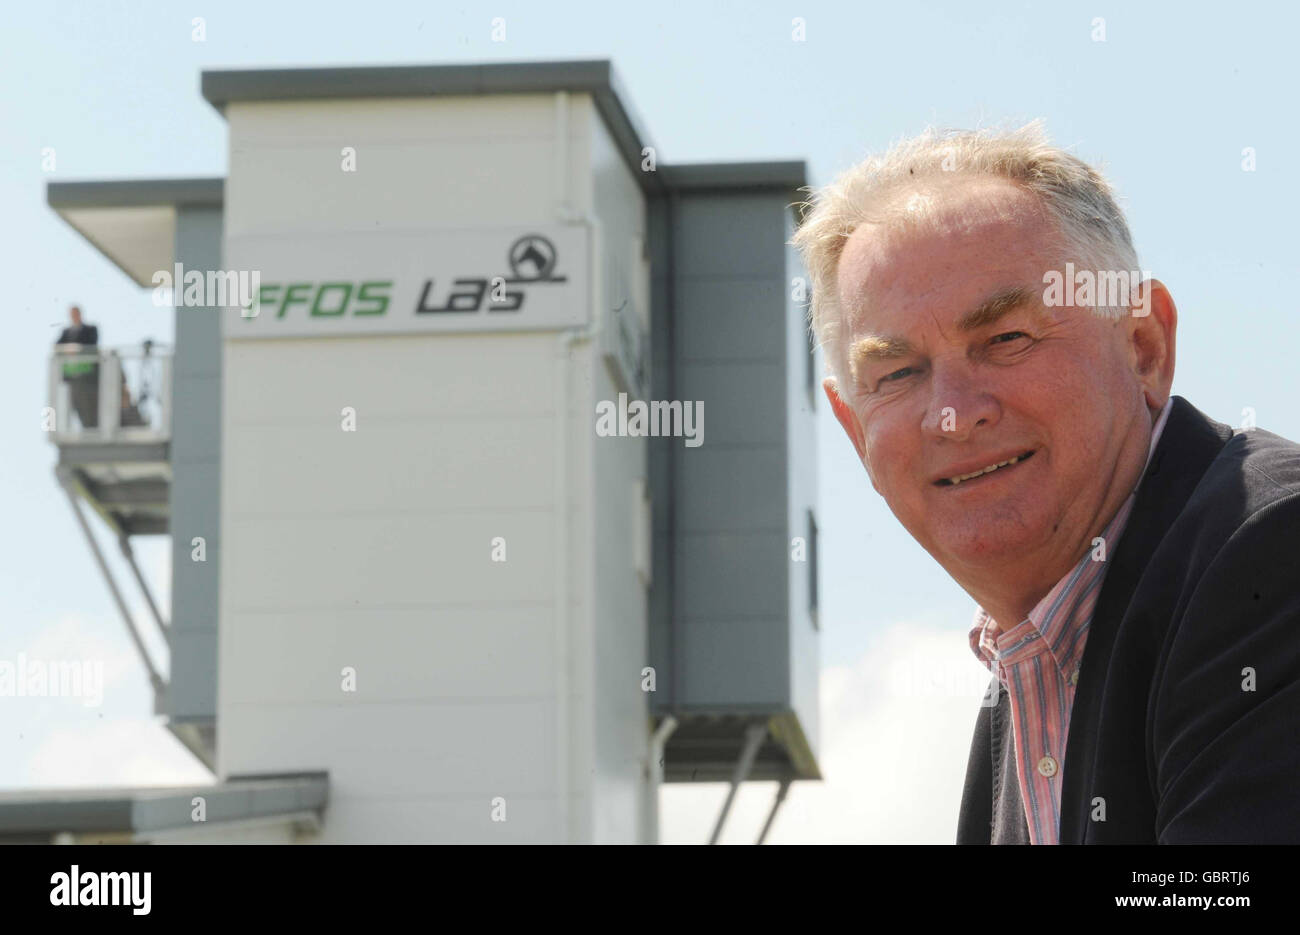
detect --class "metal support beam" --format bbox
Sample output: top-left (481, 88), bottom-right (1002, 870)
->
top-left (55, 467), bottom-right (166, 698)
top-left (756, 778), bottom-right (791, 845)
top-left (708, 721), bottom-right (767, 845)
top-left (118, 532), bottom-right (169, 642)
top-left (651, 715), bottom-right (679, 768)
top-left (644, 715), bottom-right (678, 844)
top-left (89, 479), bottom-right (170, 508)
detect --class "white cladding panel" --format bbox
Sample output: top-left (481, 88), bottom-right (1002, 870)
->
top-left (217, 93), bottom-right (615, 842)
top-left (587, 106), bottom-right (653, 843)
top-left (224, 96), bottom-right (592, 234)
top-left (218, 332), bottom-right (590, 841)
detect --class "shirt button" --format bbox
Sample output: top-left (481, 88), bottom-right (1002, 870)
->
top-left (1070, 668), bottom-right (1080, 686)
top-left (1037, 755), bottom-right (1058, 778)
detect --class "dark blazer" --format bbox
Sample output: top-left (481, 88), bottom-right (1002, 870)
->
top-left (956, 395), bottom-right (1300, 844)
top-left (55, 323), bottom-right (98, 345)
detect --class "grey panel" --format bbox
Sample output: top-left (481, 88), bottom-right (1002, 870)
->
top-left (647, 546), bottom-right (674, 710)
top-left (133, 772), bottom-right (328, 832)
top-left (168, 206), bottom-right (223, 729)
top-left (649, 445), bottom-right (671, 533)
top-left (202, 60), bottom-right (614, 106)
top-left (681, 616), bottom-right (786, 706)
top-left (170, 374), bottom-right (222, 461)
top-left (0, 797), bottom-right (133, 834)
top-left (169, 460), bottom-right (220, 563)
top-left (672, 195), bottom-right (788, 279)
top-left (47, 178), bottom-right (223, 210)
top-left (175, 314), bottom-right (222, 378)
top-left (677, 278), bottom-right (786, 363)
top-left (678, 446), bottom-right (785, 533)
top-left (648, 186), bottom-right (813, 735)
top-left (0, 773), bottom-right (327, 836)
top-left (166, 629), bottom-right (217, 720)
top-left (677, 532), bottom-right (787, 619)
top-left (167, 543), bottom-right (218, 635)
top-left (660, 161), bottom-right (806, 194)
top-left (678, 361), bottom-right (785, 447)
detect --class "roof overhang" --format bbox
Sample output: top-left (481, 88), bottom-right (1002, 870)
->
top-left (659, 160), bottom-right (810, 218)
top-left (0, 771), bottom-right (327, 843)
top-left (47, 178), bottom-right (224, 287)
top-left (202, 59), bottom-right (665, 195)
top-left (199, 60), bottom-right (806, 199)
top-left (47, 62), bottom-right (809, 285)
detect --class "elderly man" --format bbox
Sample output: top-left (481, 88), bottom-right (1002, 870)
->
top-left (54, 304), bottom-right (100, 429)
top-left (793, 124), bottom-right (1300, 844)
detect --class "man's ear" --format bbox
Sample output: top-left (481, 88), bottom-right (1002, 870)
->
top-left (824, 377), bottom-right (867, 462)
top-left (1129, 278), bottom-right (1177, 412)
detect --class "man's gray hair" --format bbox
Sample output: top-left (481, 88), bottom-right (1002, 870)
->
top-left (790, 121), bottom-right (1139, 388)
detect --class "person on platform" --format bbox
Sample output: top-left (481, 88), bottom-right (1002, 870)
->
top-left (54, 304), bottom-right (100, 429)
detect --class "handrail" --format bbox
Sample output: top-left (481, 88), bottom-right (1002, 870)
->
top-left (47, 343), bottom-right (173, 444)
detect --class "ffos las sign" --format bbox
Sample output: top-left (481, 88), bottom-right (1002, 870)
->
top-left (223, 226), bottom-right (588, 337)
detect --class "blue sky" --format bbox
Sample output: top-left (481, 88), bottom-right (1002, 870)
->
top-left (2, 1), bottom-right (1296, 842)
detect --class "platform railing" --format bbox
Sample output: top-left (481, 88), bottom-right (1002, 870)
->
top-left (48, 343), bottom-right (172, 444)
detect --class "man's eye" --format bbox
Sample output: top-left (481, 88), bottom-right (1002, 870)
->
top-left (880, 367), bottom-right (915, 383)
top-left (990, 331), bottom-right (1028, 344)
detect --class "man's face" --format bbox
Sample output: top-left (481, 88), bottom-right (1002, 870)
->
top-left (69, 307), bottom-right (82, 326)
top-left (829, 178), bottom-right (1146, 575)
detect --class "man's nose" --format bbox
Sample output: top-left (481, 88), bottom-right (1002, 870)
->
top-left (920, 365), bottom-right (999, 440)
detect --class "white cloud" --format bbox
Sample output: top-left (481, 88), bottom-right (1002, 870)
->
top-left (3, 618), bottom-right (989, 841)
top-left (21, 717), bottom-right (213, 790)
top-left (24, 717), bottom-right (213, 789)
top-left (17, 613), bottom-right (142, 689)
top-left (660, 621), bottom-right (988, 843)
top-left (0, 612), bottom-right (209, 791)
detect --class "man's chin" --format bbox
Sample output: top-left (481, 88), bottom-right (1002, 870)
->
top-left (935, 526), bottom-right (1038, 567)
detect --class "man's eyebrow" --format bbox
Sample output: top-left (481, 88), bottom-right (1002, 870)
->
top-left (954, 286), bottom-right (1038, 332)
top-left (848, 287), bottom-right (1040, 372)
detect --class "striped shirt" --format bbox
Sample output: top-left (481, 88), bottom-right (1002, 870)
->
top-left (967, 399), bottom-right (1172, 844)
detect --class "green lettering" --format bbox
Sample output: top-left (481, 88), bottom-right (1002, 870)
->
top-left (355, 281), bottom-right (391, 316)
top-left (279, 282), bottom-right (312, 319)
top-left (311, 282), bottom-right (353, 317)
top-left (251, 283), bottom-right (280, 318)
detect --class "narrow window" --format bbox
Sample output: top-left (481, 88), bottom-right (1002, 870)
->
top-left (808, 510), bottom-right (819, 629)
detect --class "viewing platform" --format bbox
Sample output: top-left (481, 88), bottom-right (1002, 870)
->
top-left (47, 341), bottom-right (177, 732)
top-left (48, 342), bottom-right (172, 536)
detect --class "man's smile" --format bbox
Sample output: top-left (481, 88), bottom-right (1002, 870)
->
top-left (933, 448), bottom-right (1038, 488)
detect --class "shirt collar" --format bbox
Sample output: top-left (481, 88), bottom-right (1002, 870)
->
top-left (968, 397), bottom-right (1174, 678)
